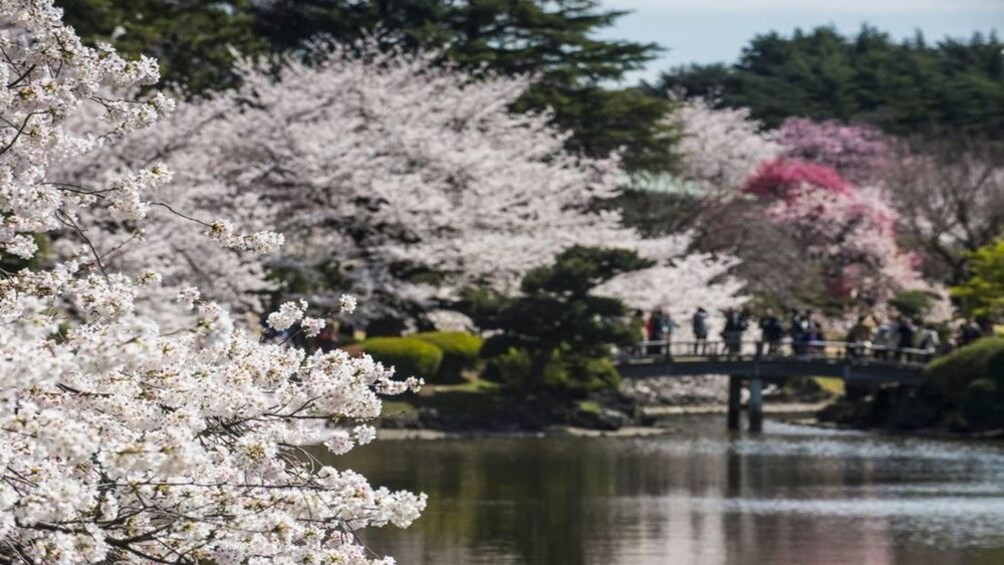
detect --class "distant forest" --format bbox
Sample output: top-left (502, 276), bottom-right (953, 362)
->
top-left (648, 26), bottom-right (1004, 140)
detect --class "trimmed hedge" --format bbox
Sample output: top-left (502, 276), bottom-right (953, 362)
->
top-left (924, 337), bottom-right (1004, 398)
top-left (961, 379), bottom-right (1004, 429)
top-left (361, 337), bottom-right (443, 382)
top-left (412, 331), bottom-right (484, 384)
top-left (924, 337), bottom-right (1004, 429)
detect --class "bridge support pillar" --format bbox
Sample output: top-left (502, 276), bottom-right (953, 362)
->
top-left (748, 378), bottom-right (763, 433)
top-left (727, 375), bottom-right (742, 431)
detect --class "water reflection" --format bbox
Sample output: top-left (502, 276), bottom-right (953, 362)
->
top-left (326, 417), bottom-right (1004, 565)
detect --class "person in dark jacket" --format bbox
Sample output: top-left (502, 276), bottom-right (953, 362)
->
top-left (692, 307), bottom-right (709, 355)
top-left (897, 316), bottom-right (916, 361)
top-left (789, 309), bottom-right (807, 354)
top-left (646, 309), bottom-right (665, 355)
top-left (722, 308), bottom-right (748, 356)
top-left (758, 308), bottom-right (785, 356)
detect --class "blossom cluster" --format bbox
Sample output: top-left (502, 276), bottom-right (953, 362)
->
top-left (777, 117), bottom-right (889, 185)
top-left (669, 97), bottom-right (781, 194)
top-left (57, 42), bottom-right (748, 325)
top-left (0, 3), bottom-right (425, 562)
top-left (671, 97), bottom-right (944, 308)
top-left (0, 0), bottom-right (170, 257)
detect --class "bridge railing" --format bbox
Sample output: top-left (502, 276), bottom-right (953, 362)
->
top-left (616, 338), bottom-right (935, 367)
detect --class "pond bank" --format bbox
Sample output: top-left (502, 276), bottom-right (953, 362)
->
top-left (377, 399), bottom-right (836, 439)
top-left (381, 374), bottom-right (838, 433)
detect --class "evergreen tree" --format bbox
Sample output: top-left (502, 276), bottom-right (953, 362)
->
top-left (462, 246), bottom-right (651, 393)
top-left (56, 0), bottom-right (264, 95)
top-left (650, 26), bottom-right (1004, 139)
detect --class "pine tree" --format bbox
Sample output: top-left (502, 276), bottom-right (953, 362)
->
top-left (57, 0), bottom-right (264, 95)
top-left (650, 26), bottom-right (1004, 139)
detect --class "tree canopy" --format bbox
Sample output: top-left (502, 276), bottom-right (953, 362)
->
top-left (56, 0), bottom-right (675, 170)
top-left (463, 246), bottom-right (649, 392)
top-left (649, 26), bottom-right (1004, 139)
top-left (953, 238), bottom-right (1004, 320)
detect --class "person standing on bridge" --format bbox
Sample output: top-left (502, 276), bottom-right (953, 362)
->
top-left (646, 309), bottom-right (666, 355)
top-left (846, 315), bottom-right (874, 358)
top-left (897, 315), bottom-right (916, 361)
top-left (722, 308), bottom-right (748, 357)
top-left (918, 324), bottom-right (940, 357)
top-left (632, 309), bottom-right (647, 356)
top-left (692, 307), bottom-right (709, 355)
top-left (662, 309), bottom-right (679, 353)
top-left (759, 308), bottom-right (785, 356)
top-left (789, 309), bottom-right (807, 354)
top-left (808, 315), bottom-right (826, 355)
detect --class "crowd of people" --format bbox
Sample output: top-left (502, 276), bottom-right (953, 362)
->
top-left (634, 306), bottom-right (996, 362)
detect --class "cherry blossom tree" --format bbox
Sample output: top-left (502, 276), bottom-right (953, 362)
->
top-left (743, 159), bottom-right (940, 305)
top-left (884, 136), bottom-right (1004, 284)
top-left (1, 3), bottom-right (425, 563)
top-left (668, 100), bottom-right (939, 310)
top-left (61, 42), bottom-right (747, 326)
top-left (669, 97), bottom-right (781, 194)
top-left (742, 158), bottom-right (853, 200)
top-left (776, 118), bottom-right (889, 185)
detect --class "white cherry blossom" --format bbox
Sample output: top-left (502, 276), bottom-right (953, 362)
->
top-left (0, 4), bottom-right (425, 563)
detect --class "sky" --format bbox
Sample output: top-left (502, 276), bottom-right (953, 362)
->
top-left (599, 0), bottom-right (1004, 84)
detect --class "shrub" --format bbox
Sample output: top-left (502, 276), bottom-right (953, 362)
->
top-left (565, 356), bottom-right (622, 391)
top-left (924, 337), bottom-right (1004, 399)
top-left (483, 347), bottom-right (529, 386)
top-left (412, 331), bottom-right (484, 383)
top-left (484, 348), bottom-right (567, 391)
top-left (483, 348), bottom-right (620, 394)
top-left (961, 379), bottom-right (1004, 429)
top-left (361, 337), bottom-right (443, 381)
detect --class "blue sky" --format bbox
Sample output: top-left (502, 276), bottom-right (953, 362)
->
top-left (599, 0), bottom-right (1004, 83)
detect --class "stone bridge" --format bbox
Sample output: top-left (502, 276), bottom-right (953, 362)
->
top-left (615, 339), bottom-right (932, 433)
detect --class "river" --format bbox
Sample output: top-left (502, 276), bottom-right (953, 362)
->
top-left (327, 416), bottom-right (1004, 565)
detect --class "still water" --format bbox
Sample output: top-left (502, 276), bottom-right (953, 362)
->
top-left (330, 417), bottom-right (1004, 565)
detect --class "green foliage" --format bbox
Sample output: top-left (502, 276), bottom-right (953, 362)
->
top-left (564, 355), bottom-right (621, 391)
top-left (361, 337), bottom-right (443, 381)
top-left (924, 337), bottom-right (1004, 399)
top-left (652, 26), bottom-right (1004, 139)
top-left (961, 379), bottom-right (1004, 429)
top-left (889, 290), bottom-right (939, 322)
top-left (952, 238), bottom-right (1004, 320)
top-left (606, 189), bottom-right (703, 238)
top-left (56, 0), bottom-right (265, 95)
top-left (512, 84), bottom-right (677, 172)
top-left (412, 332), bottom-right (484, 384)
top-left (484, 347), bottom-right (562, 390)
top-left (483, 348), bottom-right (620, 393)
top-left (464, 246), bottom-right (650, 394)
